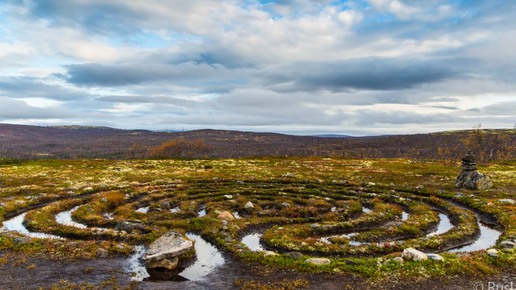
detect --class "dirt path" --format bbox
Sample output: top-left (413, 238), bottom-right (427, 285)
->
top-left (0, 251), bottom-right (514, 290)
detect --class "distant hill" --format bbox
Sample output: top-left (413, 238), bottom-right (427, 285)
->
top-left (0, 123), bottom-right (515, 160)
top-left (314, 134), bottom-right (354, 138)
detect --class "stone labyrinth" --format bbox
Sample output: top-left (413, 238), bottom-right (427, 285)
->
top-left (1, 176), bottom-right (513, 282)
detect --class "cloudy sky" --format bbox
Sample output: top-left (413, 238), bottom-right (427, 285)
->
top-left (1, 0), bottom-right (515, 136)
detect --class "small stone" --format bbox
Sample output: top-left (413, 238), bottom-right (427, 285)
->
top-left (236, 181), bottom-right (244, 185)
top-left (244, 201), bottom-right (254, 209)
top-left (392, 257), bottom-right (404, 264)
top-left (487, 249), bottom-right (499, 255)
top-left (281, 202), bottom-right (291, 208)
top-left (402, 248), bottom-right (427, 261)
top-left (416, 185), bottom-right (424, 189)
top-left (218, 211), bottom-right (235, 221)
top-left (14, 237), bottom-right (30, 245)
top-left (345, 259), bottom-right (360, 266)
top-left (95, 248), bottom-right (109, 258)
top-left (213, 177), bottom-right (220, 181)
top-left (304, 258), bottom-right (330, 265)
top-left (309, 223), bottom-right (321, 229)
top-left (53, 241), bottom-right (64, 247)
top-left (285, 252), bottom-right (303, 260)
top-left (146, 257), bottom-right (179, 270)
top-left (224, 195), bottom-right (233, 199)
top-left (500, 240), bottom-right (516, 249)
top-left (367, 182), bottom-right (376, 187)
top-left (454, 192), bottom-right (465, 198)
top-left (426, 254), bottom-right (444, 261)
top-left (499, 199), bottom-right (516, 205)
top-left (264, 251), bottom-right (278, 257)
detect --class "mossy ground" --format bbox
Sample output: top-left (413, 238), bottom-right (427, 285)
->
top-left (0, 157), bottom-right (515, 289)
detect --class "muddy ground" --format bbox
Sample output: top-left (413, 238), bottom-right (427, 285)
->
top-left (0, 251), bottom-right (513, 290)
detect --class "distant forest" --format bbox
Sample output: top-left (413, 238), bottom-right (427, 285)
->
top-left (1, 124), bottom-right (515, 162)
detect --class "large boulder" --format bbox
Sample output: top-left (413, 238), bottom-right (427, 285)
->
top-left (402, 248), bottom-right (427, 261)
top-left (146, 257), bottom-right (179, 270)
top-left (142, 231), bottom-right (193, 264)
top-left (455, 170), bottom-right (492, 190)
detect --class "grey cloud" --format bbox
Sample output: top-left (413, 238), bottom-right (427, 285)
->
top-left (263, 58), bottom-right (457, 92)
top-left (96, 95), bottom-right (202, 107)
top-left (0, 77), bottom-right (95, 101)
top-left (0, 97), bottom-right (76, 119)
top-left (65, 62), bottom-right (246, 88)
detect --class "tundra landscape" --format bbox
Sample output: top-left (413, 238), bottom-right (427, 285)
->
top-left (0, 125), bottom-right (516, 289)
top-left (2, 0), bottom-right (516, 289)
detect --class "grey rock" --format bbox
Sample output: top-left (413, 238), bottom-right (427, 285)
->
top-left (500, 240), bottom-right (516, 249)
top-left (309, 223), bottom-right (321, 229)
top-left (146, 257), bottom-right (179, 270)
top-left (96, 248), bottom-right (109, 258)
top-left (345, 259), bottom-right (360, 266)
top-left (244, 201), bottom-right (254, 209)
top-left (392, 257), bottom-right (404, 264)
top-left (455, 170), bottom-right (492, 191)
top-left (499, 199), bottom-right (516, 205)
top-left (285, 252), bottom-right (303, 260)
top-left (14, 237), bottom-right (30, 245)
top-left (402, 248), bottom-right (427, 261)
top-left (115, 221), bottom-right (147, 233)
top-left (142, 230), bottom-right (194, 263)
top-left (304, 258), bottom-right (330, 265)
top-left (426, 253), bottom-right (444, 261)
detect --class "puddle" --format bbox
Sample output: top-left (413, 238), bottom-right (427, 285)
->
top-left (55, 206), bottom-right (87, 229)
top-left (449, 222), bottom-right (502, 253)
top-left (128, 245), bottom-right (150, 281)
top-left (197, 209), bottom-right (206, 217)
top-left (241, 233), bottom-right (264, 251)
top-left (136, 207), bottom-right (149, 213)
top-left (127, 233), bottom-right (225, 282)
top-left (102, 213), bottom-right (114, 220)
top-left (179, 233), bottom-right (225, 280)
top-left (427, 213), bottom-right (453, 237)
top-left (2, 212), bottom-right (64, 240)
top-left (170, 207), bottom-right (181, 213)
top-left (55, 206), bottom-right (111, 232)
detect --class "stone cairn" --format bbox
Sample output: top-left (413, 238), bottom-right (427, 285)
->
top-left (455, 151), bottom-right (492, 190)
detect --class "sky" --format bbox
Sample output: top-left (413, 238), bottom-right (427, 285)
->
top-left (0, 0), bottom-right (516, 136)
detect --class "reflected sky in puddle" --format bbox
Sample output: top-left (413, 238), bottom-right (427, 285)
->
top-left (198, 209), bottom-right (206, 217)
top-left (55, 206), bottom-right (111, 232)
top-left (55, 206), bottom-right (87, 229)
top-left (3, 212), bottom-right (64, 240)
top-left (136, 207), bottom-right (149, 213)
top-left (449, 222), bottom-right (501, 253)
top-left (127, 233), bottom-right (225, 282)
top-left (241, 233), bottom-right (264, 251)
top-left (401, 212), bottom-right (409, 221)
top-left (427, 213), bottom-right (453, 237)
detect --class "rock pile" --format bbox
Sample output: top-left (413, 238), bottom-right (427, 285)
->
top-left (142, 230), bottom-right (193, 270)
top-left (455, 151), bottom-right (492, 190)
